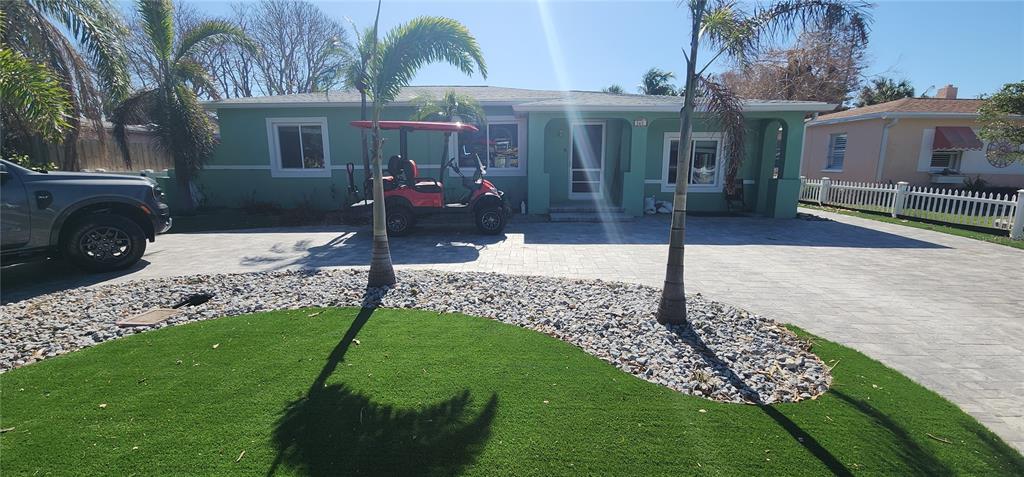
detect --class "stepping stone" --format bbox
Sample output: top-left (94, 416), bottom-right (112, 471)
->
top-left (117, 308), bottom-right (178, 327)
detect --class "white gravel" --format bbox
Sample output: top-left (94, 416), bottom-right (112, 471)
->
top-left (0, 269), bottom-right (831, 404)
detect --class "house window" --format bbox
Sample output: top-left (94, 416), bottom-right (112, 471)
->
top-left (930, 151), bottom-right (962, 171)
top-left (456, 118), bottom-right (525, 175)
top-left (266, 117), bottom-right (330, 177)
top-left (662, 133), bottom-right (722, 191)
top-left (826, 133), bottom-right (846, 170)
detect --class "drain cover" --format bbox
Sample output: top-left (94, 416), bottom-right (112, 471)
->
top-left (117, 308), bottom-right (178, 327)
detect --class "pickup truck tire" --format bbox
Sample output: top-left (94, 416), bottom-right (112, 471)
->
top-left (63, 214), bottom-right (147, 272)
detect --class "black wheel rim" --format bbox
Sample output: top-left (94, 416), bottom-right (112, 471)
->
top-left (480, 210), bottom-right (501, 231)
top-left (387, 214), bottom-right (407, 233)
top-left (78, 226), bottom-right (131, 262)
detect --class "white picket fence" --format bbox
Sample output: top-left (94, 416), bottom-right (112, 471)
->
top-left (799, 177), bottom-right (1024, 240)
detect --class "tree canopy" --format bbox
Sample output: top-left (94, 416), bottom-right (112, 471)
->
top-left (855, 77), bottom-right (914, 107)
top-left (978, 81), bottom-right (1024, 164)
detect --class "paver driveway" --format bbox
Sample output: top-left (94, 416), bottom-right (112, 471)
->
top-left (3, 207), bottom-right (1023, 450)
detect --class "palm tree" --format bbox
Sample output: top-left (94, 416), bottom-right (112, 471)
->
top-left (111, 0), bottom-right (253, 211)
top-left (0, 0), bottom-right (130, 170)
top-left (362, 9), bottom-right (486, 287)
top-left (855, 77), bottom-right (914, 107)
top-left (638, 68), bottom-right (677, 95)
top-left (411, 90), bottom-right (485, 186)
top-left (342, 15), bottom-right (378, 182)
top-left (0, 48), bottom-right (70, 150)
top-left (657, 0), bottom-right (870, 325)
top-left (602, 84), bottom-right (625, 94)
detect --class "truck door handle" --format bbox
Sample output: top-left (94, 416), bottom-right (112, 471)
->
top-left (35, 191), bottom-right (53, 209)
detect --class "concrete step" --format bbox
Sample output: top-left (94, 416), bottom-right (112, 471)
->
top-left (549, 211), bottom-right (634, 223)
top-left (548, 205), bottom-right (625, 214)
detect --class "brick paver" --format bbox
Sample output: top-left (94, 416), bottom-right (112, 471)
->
top-left (3, 207), bottom-right (1023, 450)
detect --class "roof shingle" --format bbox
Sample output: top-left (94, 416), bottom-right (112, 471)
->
top-left (207, 85), bottom-right (834, 112)
top-left (810, 97), bottom-right (983, 123)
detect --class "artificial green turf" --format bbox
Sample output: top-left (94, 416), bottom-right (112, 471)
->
top-left (800, 204), bottom-right (1024, 250)
top-left (1, 308), bottom-right (1021, 476)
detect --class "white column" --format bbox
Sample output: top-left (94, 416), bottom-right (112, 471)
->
top-left (818, 177), bottom-right (831, 205)
top-left (1011, 189), bottom-right (1024, 240)
top-left (892, 181), bottom-right (909, 218)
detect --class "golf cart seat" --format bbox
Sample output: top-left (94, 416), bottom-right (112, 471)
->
top-left (388, 155), bottom-right (442, 193)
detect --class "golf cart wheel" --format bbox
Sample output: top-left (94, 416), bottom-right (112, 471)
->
top-left (386, 206), bottom-right (415, 236)
top-left (63, 214), bottom-right (147, 272)
top-left (475, 206), bottom-right (506, 235)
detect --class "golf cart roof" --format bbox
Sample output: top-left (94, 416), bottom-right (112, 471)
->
top-left (348, 120), bottom-right (479, 132)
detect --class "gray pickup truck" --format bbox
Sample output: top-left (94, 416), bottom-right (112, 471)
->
top-left (1, 159), bottom-right (172, 272)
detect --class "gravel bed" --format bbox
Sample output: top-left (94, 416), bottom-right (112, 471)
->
top-left (0, 270), bottom-right (831, 404)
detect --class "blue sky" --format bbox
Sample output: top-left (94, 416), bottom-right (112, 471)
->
top-left (185, 0), bottom-right (1023, 99)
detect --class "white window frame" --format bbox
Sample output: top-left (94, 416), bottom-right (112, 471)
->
top-left (568, 120), bottom-right (606, 199)
top-left (266, 117), bottom-right (331, 178)
top-left (453, 115), bottom-right (527, 176)
top-left (661, 132), bottom-right (725, 193)
top-left (824, 133), bottom-right (846, 171)
top-left (929, 150), bottom-right (962, 171)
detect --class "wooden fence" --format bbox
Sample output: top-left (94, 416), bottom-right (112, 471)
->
top-left (42, 127), bottom-right (174, 172)
top-left (799, 177), bottom-right (1024, 240)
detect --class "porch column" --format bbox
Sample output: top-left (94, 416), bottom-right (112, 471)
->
top-left (526, 114), bottom-right (551, 214)
top-left (771, 115), bottom-right (805, 218)
top-left (622, 119), bottom-right (648, 217)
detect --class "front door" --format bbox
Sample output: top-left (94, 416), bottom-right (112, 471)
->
top-left (569, 122), bottom-right (604, 199)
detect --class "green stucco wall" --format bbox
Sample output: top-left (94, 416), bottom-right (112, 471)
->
top-left (202, 103), bottom-right (807, 218)
top-left (200, 105), bottom-right (526, 209)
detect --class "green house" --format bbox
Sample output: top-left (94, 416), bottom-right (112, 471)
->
top-left (201, 86), bottom-right (833, 218)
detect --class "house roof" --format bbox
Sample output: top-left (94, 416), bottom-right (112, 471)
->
top-left (206, 85), bottom-right (835, 113)
top-left (807, 98), bottom-right (985, 126)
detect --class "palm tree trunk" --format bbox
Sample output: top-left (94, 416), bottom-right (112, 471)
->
top-left (657, 2), bottom-right (704, 325)
top-left (360, 90), bottom-right (370, 181)
top-left (367, 104), bottom-right (396, 287)
top-left (175, 160), bottom-right (196, 212)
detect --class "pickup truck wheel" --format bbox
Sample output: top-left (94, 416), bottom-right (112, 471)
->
top-left (475, 206), bottom-right (506, 235)
top-left (385, 206), bottom-right (415, 237)
top-left (64, 214), bottom-right (147, 272)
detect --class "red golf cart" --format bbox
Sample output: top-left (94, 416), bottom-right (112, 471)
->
top-left (346, 120), bottom-right (510, 236)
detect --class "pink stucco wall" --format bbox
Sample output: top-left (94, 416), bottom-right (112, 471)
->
top-left (882, 118), bottom-right (1024, 188)
top-left (802, 117), bottom-right (1024, 189)
top-left (800, 119), bottom-right (883, 181)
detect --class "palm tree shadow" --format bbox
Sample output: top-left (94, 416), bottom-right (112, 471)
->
top-left (831, 390), bottom-right (955, 476)
top-left (670, 321), bottom-right (853, 476)
top-left (268, 302), bottom-right (498, 476)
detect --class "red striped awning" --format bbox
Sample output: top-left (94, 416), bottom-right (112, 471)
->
top-left (933, 126), bottom-right (983, 151)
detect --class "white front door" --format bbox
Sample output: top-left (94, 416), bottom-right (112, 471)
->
top-left (569, 121), bottom-right (605, 199)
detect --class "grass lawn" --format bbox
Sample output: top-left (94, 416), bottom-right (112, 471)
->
top-left (2, 308), bottom-right (1021, 476)
top-left (800, 204), bottom-right (1024, 250)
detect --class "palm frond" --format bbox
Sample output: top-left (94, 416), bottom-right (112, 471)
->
top-left (12, 3), bottom-right (105, 168)
top-left (743, 0), bottom-right (871, 61)
top-left (639, 67), bottom-right (677, 95)
top-left (110, 88), bottom-right (159, 168)
top-left (698, 75), bottom-right (746, 193)
top-left (343, 27), bottom-right (376, 93)
top-left (0, 48), bottom-right (70, 142)
top-left (410, 90), bottom-right (484, 125)
top-left (369, 16), bottom-right (486, 103)
top-left (175, 59), bottom-right (220, 99)
top-left (699, 1), bottom-right (752, 64)
top-left (31, 0), bottom-right (131, 102)
top-left (175, 19), bottom-right (255, 62)
top-left (138, 0), bottom-right (175, 64)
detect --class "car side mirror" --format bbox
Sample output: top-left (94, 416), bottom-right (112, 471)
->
top-left (0, 170), bottom-right (9, 185)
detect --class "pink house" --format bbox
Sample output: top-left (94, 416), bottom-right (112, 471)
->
top-left (801, 85), bottom-right (1024, 189)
